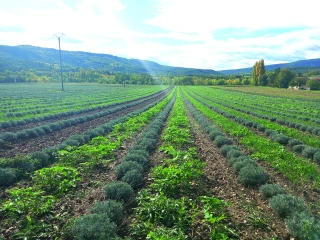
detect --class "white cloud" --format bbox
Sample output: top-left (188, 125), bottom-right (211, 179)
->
top-left (146, 0), bottom-right (319, 33)
top-left (0, 0), bottom-right (128, 49)
top-left (0, 0), bottom-right (320, 70)
top-left (139, 0), bottom-right (320, 70)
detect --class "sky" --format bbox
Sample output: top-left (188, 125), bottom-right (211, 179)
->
top-left (0, 0), bottom-right (320, 70)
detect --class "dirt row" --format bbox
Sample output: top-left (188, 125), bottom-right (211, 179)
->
top-left (0, 90), bottom-right (169, 158)
top-left (186, 113), bottom-right (289, 239)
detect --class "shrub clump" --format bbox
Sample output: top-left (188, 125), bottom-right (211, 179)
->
top-left (313, 151), bottom-right (320, 163)
top-left (72, 214), bottom-right (118, 240)
top-left (68, 135), bottom-right (86, 145)
top-left (16, 131), bottom-right (29, 139)
top-left (257, 124), bottom-right (266, 132)
top-left (302, 147), bottom-right (319, 159)
top-left (228, 155), bottom-right (250, 166)
top-left (122, 153), bottom-right (148, 167)
top-left (49, 123), bottom-right (62, 131)
top-left (34, 127), bottom-right (45, 136)
top-left (0, 168), bottom-right (17, 186)
top-left (41, 125), bottom-right (52, 133)
top-left (288, 139), bottom-right (303, 147)
top-left (1, 132), bottom-right (17, 142)
top-left (269, 194), bottom-right (307, 218)
top-left (259, 184), bottom-right (285, 199)
top-left (30, 151), bottom-right (50, 168)
top-left (25, 129), bottom-right (40, 138)
top-left (90, 200), bottom-right (124, 224)
top-left (270, 134), bottom-right (291, 145)
top-left (203, 125), bottom-right (212, 133)
top-left (292, 144), bottom-right (306, 153)
top-left (285, 211), bottom-right (320, 240)
top-left (313, 128), bottom-right (320, 135)
top-left (104, 181), bottom-right (134, 202)
top-left (137, 137), bottom-right (157, 151)
top-left (299, 125), bottom-right (307, 132)
top-left (86, 130), bottom-right (100, 139)
top-left (1, 122), bottom-right (11, 128)
top-left (220, 145), bottom-right (239, 157)
top-left (121, 169), bottom-right (143, 188)
top-left (209, 129), bottom-right (223, 141)
top-left (289, 122), bottom-right (296, 128)
top-left (115, 161), bottom-right (143, 179)
top-left (232, 158), bottom-right (257, 173)
top-left (226, 149), bottom-right (244, 160)
top-left (265, 129), bottom-right (276, 136)
top-left (64, 139), bottom-right (81, 147)
top-left (214, 136), bottom-right (233, 148)
top-left (238, 165), bottom-right (269, 187)
top-left (245, 121), bottom-right (253, 127)
top-left (0, 155), bottom-right (35, 172)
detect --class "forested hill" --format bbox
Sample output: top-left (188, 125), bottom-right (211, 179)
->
top-left (0, 45), bottom-right (220, 75)
top-left (220, 58), bottom-right (320, 75)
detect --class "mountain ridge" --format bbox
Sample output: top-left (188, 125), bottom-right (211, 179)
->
top-left (1, 44), bottom-right (320, 76)
top-left (0, 44), bottom-right (220, 75)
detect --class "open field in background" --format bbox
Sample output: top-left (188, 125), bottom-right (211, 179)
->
top-left (0, 83), bottom-right (168, 122)
top-left (0, 83), bottom-right (319, 240)
top-left (216, 86), bottom-right (320, 100)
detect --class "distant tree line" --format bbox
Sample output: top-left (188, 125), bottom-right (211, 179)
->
top-left (251, 59), bottom-right (320, 90)
top-left (1, 58), bottom-right (319, 89)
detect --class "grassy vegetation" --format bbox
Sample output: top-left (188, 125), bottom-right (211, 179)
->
top-left (216, 86), bottom-right (320, 100)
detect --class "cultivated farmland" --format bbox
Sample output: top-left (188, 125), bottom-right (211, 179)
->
top-left (0, 84), bottom-right (319, 240)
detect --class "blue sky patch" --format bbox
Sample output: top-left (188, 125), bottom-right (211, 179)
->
top-left (213, 27), bottom-right (306, 40)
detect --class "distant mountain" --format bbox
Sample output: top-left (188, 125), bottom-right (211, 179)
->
top-left (220, 59), bottom-right (320, 75)
top-left (0, 45), bottom-right (220, 75)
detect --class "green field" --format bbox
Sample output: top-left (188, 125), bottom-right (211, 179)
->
top-left (1, 84), bottom-right (319, 240)
top-left (216, 86), bottom-right (320, 100)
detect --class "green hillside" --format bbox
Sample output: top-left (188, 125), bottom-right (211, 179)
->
top-left (0, 45), bottom-right (220, 75)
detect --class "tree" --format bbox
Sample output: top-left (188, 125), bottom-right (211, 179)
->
top-left (289, 77), bottom-right (308, 87)
top-left (252, 64), bottom-right (258, 86)
top-left (306, 79), bottom-right (320, 90)
top-left (275, 68), bottom-right (295, 88)
top-left (267, 68), bottom-right (281, 86)
top-left (306, 70), bottom-right (319, 76)
top-left (252, 59), bottom-right (266, 86)
top-left (242, 78), bottom-right (251, 85)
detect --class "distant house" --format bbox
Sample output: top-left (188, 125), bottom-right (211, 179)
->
top-left (288, 85), bottom-right (309, 90)
top-left (288, 77), bottom-right (320, 90)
